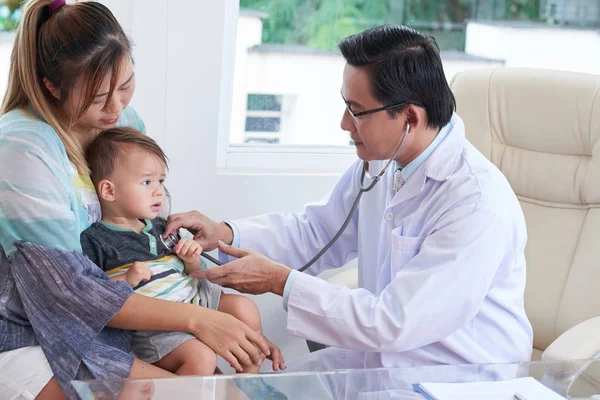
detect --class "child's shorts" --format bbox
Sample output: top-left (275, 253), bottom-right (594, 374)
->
top-left (132, 278), bottom-right (221, 364)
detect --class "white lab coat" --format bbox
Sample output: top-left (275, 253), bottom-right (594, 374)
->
top-left (228, 114), bottom-right (533, 371)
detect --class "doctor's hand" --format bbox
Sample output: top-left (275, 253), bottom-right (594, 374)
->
top-left (190, 241), bottom-right (292, 296)
top-left (164, 211), bottom-right (233, 251)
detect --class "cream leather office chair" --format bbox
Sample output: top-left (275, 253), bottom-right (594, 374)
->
top-left (450, 68), bottom-right (600, 362)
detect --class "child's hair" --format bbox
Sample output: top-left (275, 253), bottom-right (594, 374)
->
top-left (1, 0), bottom-right (132, 175)
top-left (86, 127), bottom-right (168, 186)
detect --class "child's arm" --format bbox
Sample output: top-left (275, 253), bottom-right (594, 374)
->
top-left (174, 239), bottom-right (203, 275)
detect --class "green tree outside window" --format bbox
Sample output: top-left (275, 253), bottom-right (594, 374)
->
top-left (240, 0), bottom-right (542, 51)
top-left (0, 0), bottom-right (21, 31)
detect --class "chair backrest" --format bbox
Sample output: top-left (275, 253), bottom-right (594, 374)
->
top-left (450, 68), bottom-right (600, 356)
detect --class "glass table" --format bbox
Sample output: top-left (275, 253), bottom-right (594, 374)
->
top-left (73, 359), bottom-right (600, 399)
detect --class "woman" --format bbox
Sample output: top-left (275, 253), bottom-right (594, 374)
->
top-left (0, 1), bottom-right (268, 398)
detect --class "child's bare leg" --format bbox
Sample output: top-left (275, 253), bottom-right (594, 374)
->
top-left (218, 295), bottom-right (289, 399)
top-left (219, 293), bottom-right (262, 332)
top-left (218, 293), bottom-right (261, 373)
top-left (153, 338), bottom-right (217, 376)
top-left (218, 293), bottom-right (285, 373)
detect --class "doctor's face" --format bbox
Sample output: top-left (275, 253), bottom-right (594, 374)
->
top-left (340, 64), bottom-right (409, 162)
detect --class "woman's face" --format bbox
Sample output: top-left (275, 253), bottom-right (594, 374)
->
top-left (63, 57), bottom-right (136, 135)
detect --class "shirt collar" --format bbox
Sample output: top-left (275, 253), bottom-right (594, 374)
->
top-left (386, 114), bottom-right (465, 208)
top-left (396, 117), bottom-right (454, 182)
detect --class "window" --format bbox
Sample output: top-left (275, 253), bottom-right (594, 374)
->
top-left (247, 93), bottom-right (282, 112)
top-left (245, 117), bottom-right (280, 132)
top-left (226, 0), bottom-right (599, 170)
top-left (243, 94), bottom-right (282, 144)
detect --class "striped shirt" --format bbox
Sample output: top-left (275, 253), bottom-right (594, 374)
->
top-left (81, 218), bottom-right (206, 304)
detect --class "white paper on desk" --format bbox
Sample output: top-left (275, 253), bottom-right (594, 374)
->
top-left (416, 376), bottom-right (566, 400)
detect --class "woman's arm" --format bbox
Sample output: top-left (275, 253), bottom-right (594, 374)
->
top-left (110, 293), bottom-right (269, 371)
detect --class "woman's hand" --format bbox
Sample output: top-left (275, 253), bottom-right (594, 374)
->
top-left (190, 308), bottom-right (271, 372)
top-left (164, 211), bottom-right (232, 251)
top-left (191, 241), bottom-right (292, 296)
top-left (110, 294), bottom-right (271, 373)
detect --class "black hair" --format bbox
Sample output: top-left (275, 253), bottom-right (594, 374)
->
top-left (339, 24), bottom-right (455, 128)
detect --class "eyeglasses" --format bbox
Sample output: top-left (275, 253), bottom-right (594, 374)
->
top-left (342, 93), bottom-right (423, 121)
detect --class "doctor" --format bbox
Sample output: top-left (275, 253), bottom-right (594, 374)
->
top-left (165, 24), bottom-right (533, 371)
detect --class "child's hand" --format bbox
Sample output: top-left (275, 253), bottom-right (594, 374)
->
top-left (174, 238), bottom-right (202, 264)
top-left (266, 339), bottom-right (286, 372)
top-left (126, 261), bottom-right (152, 288)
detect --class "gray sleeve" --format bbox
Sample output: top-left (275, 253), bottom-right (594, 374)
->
top-left (80, 229), bottom-right (106, 270)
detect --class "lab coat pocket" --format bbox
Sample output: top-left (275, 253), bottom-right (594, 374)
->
top-left (390, 233), bottom-right (425, 274)
top-left (391, 233), bottom-right (425, 251)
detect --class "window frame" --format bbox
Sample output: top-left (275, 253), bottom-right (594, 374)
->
top-left (216, 1), bottom-right (356, 175)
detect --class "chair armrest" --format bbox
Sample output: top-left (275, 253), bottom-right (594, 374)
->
top-left (543, 316), bottom-right (600, 361)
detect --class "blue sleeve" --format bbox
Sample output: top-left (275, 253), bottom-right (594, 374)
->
top-left (218, 221), bottom-right (241, 264)
top-left (282, 270), bottom-right (298, 311)
top-left (0, 125), bottom-right (81, 256)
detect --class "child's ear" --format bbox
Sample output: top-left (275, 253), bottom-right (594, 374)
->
top-left (97, 179), bottom-right (116, 202)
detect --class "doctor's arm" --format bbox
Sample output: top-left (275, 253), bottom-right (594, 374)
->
top-left (284, 202), bottom-right (513, 352)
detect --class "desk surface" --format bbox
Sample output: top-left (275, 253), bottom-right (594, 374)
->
top-left (73, 359), bottom-right (600, 399)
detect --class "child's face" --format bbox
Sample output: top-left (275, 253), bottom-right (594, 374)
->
top-left (109, 147), bottom-right (166, 220)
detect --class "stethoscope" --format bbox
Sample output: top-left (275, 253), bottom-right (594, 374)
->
top-left (160, 233), bottom-right (224, 266)
top-left (164, 123), bottom-right (410, 272)
top-left (298, 123), bottom-right (410, 272)
top-left (160, 233), bottom-right (223, 265)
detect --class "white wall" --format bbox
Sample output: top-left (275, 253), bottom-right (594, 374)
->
top-left (0, 33), bottom-right (14, 103)
top-left (466, 22), bottom-right (600, 74)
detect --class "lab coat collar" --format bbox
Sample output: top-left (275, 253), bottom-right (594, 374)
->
top-left (424, 113), bottom-right (465, 182)
top-left (388, 113), bottom-right (465, 208)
